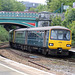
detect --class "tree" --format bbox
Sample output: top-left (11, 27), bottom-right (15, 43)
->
top-left (62, 8), bottom-right (75, 27)
top-left (61, 8), bottom-right (75, 47)
top-left (51, 15), bottom-right (62, 26)
top-left (46, 0), bottom-right (52, 9)
top-left (0, 26), bottom-right (8, 42)
top-left (46, 0), bottom-right (52, 3)
top-left (0, 0), bottom-right (2, 11)
top-left (29, 7), bottom-right (36, 12)
top-left (1, 0), bottom-right (15, 11)
top-left (37, 4), bottom-right (48, 12)
top-left (46, 0), bottom-right (75, 12)
top-left (65, 8), bottom-right (75, 22)
top-left (0, 0), bottom-right (26, 11)
top-left (69, 21), bottom-right (75, 46)
top-left (14, 1), bottom-right (26, 11)
top-left (29, 4), bottom-right (49, 12)
top-left (64, 0), bottom-right (75, 7)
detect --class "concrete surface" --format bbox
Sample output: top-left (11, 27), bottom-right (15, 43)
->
top-left (0, 56), bottom-right (55, 75)
top-left (70, 48), bottom-right (75, 52)
top-left (0, 62), bottom-right (28, 75)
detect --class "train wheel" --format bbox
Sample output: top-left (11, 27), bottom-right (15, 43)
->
top-left (21, 45), bottom-right (23, 50)
top-left (28, 46), bottom-right (32, 53)
top-left (25, 46), bottom-right (28, 51)
top-left (22, 45), bottom-right (24, 50)
top-left (42, 49), bottom-right (48, 56)
top-left (38, 47), bottom-right (42, 53)
top-left (20, 45), bottom-right (22, 50)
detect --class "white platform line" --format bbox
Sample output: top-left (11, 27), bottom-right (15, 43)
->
top-left (4, 59), bottom-right (55, 75)
top-left (0, 63), bottom-right (29, 75)
top-left (0, 56), bottom-right (55, 75)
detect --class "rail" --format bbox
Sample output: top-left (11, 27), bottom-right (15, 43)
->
top-left (7, 49), bottom-right (50, 70)
top-left (0, 42), bottom-right (9, 48)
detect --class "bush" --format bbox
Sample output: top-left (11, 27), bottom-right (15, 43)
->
top-left (0, 26), bottom-right (8, 42)
top-left (69, 21), bottom-right (75, 47)
top-left (50, 15), bottom-right (62, 26)
top-left (72, 40), bottom-right (75, 47)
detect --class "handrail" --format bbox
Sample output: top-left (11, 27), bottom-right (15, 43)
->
top-left (0, 11), bottom-right (39, 18)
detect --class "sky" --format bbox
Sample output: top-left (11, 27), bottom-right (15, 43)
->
top-left (17, 0), bottom-right (46, 4)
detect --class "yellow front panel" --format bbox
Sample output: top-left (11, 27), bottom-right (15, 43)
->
top-left (48, 40), bottom-right (71, 50)
top-left (48, 29), bottom-right (72, 50)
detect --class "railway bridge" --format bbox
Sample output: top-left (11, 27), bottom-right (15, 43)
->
top-left (0, 11), bottom-right (39, 28)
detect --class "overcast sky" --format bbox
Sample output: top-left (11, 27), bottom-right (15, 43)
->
top-left (17, 0), bottom-right (46, 4)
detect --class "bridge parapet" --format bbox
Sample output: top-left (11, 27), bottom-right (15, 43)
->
top-left (0, 11), bottom-right (39, 27)
top-left (0, 11), bottom-right (39, 18)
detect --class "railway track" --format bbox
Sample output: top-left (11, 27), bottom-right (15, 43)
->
top-left (0, 42), bottom-right (9, 48)
top-left (0, 45), bottom-right (75, 75)
top-left (0, 43), bottom-right (50, 70)
top-left (0, 43), bottom-right (75, 62)
top-left (0, 42), bottom-right (9, 45)
top-left (0, 43), bottom-right (75, 61)
top-left (5, 48), bottom-right (50, 70)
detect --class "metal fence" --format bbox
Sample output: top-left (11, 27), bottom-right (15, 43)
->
top-left (0, 11), bottom-right (38, 18)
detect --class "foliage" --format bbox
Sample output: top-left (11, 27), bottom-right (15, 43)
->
top-left (46, 0), bottom-right (75, 12)
top-left (0, 26), bottom-right (9, 42)
top-left (65, 8), bottom-right (75, 22)
top-left (70, 21), bottom-right (75, 38)
top-left (29, 4), bottom-right (49, 12)
top-left (0, 0), bottom-right (25, 11)
top-left (62, 8), bottom-right (75, 27)
top-left (50, 15), bottom-right (62, 26)
top-left (49, 0), bottom-right (62, 12)
top-left (69, 21), bottom-right (75, 47)
top-left (0, 0), bottom-right (2, 11)
top-left (37, 4), bottom-right (48, 12)
top-left (29, 7), bottom-right (36, 12)
top-left (62, 8), bottom-right (75, 47)
top-left (14, 1), bottom-right (26, 11)
top-left (59, 8), bottom-right (75, 46)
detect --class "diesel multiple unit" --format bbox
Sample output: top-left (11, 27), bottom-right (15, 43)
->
top-left (9, 26), bottom-right (72, 56)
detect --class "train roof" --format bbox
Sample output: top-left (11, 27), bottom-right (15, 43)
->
top-left (15, 26), bottom-right (70, 31)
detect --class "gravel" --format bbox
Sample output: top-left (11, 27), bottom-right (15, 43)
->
top-left (0, 48), bottom-right (75, 75)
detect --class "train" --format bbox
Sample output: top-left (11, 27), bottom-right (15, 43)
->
top-left (9, 26), bottom-right (72, 56)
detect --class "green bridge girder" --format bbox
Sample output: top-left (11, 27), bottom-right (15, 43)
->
top-left (0, 11), bottom-right (39, 27)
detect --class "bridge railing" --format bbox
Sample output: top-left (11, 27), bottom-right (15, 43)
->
top-left (0, 11), bottom-right (39, 18)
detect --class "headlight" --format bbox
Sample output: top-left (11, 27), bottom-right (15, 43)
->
top-left (49, 43), bottom-right (53, 46)
top-left (66, 44), bottom-right (71, 47)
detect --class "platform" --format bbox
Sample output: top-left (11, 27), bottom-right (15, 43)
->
top-left (0, 62), bottom-right (27, 75)
top-left (69, 48), bottom-right (75, 58)
top-left (69, 48), bottom-right (75, 52)
top-left (0, 56), bottom-right (55, 75)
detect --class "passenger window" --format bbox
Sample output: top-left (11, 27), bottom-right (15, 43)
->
top-left (16, 31), bottom-right (25, 38)
top-left (63, 31), bottom-right (70, 40)
top-left (51, 30), bottom-right (57, 39)
top-left (58, 31), bottom-right (63, 40)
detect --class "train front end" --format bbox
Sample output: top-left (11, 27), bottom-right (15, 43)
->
top-left (48, 29), bottom-right (71, 56)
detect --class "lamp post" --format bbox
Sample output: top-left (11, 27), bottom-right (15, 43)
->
top-left (61, 3), bottom-right (64, 13)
